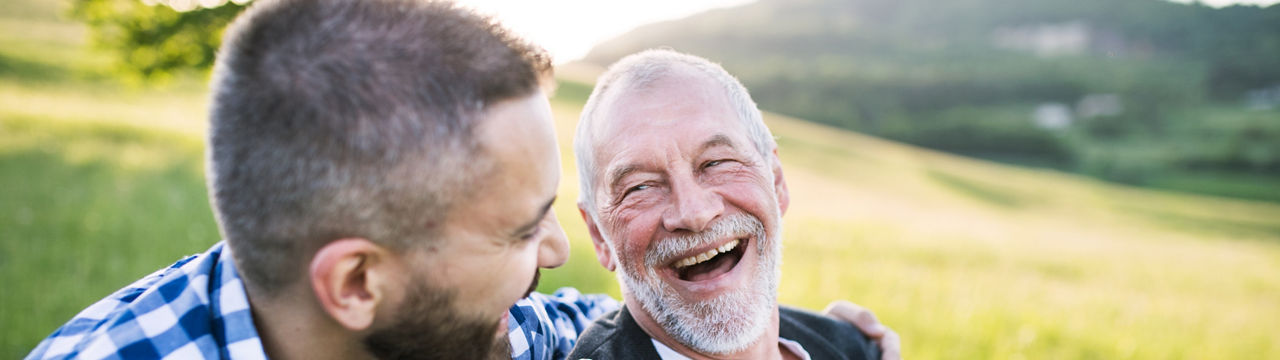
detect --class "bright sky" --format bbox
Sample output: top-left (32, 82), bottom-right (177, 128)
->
top-left (161, 0), bottom-right (1276, 64)
top-left (1168, 0), bottom-right (1279, 6)
top-left (452, 0), bottom-right (1277, 64)
top-left (453, 0), bottom-right (756, 64)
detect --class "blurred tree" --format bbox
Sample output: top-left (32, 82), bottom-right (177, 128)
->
top-left (69, 0), bottom-right (247, 81)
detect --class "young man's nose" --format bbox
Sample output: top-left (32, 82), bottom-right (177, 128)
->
top-left (537, 211), bottom-right (570, 269)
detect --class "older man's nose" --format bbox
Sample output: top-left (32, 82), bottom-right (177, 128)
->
top-left (662, 177), bottom-right (723, 233)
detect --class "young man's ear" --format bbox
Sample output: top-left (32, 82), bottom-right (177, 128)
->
top-left (309, 238), bottom-right (397, 331)
top-left (771, 148), bottom-right (790, 216)
top-left (579, 203), bottom-right (616, 272)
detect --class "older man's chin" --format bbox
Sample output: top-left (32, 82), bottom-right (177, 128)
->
top-left (616, 213), bottom-right (783, 355)
top-left (621, 269), bottom-right (778, 355)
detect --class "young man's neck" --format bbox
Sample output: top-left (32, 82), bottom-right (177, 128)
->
top-left (246, 284), bottom-right (371, 360)
top-left (629, 302), bottom-right (794, 360)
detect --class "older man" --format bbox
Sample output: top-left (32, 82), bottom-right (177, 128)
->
top-left (568, 50), bottom-right (888, 359)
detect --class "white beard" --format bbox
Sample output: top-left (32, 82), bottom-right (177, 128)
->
top-left (613, 213), bottom-right (782, 355)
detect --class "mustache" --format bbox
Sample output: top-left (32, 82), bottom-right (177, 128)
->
top-left (523, 269), bottom-right (541, 299)
top-left (645, 214), bottom-right (765, 267)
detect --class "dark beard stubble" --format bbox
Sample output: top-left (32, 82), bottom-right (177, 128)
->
top-left (363, 278), bottom-right (512, 360)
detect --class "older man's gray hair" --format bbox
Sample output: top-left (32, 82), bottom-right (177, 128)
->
top-left (574, 49), bottom-right (775, 218)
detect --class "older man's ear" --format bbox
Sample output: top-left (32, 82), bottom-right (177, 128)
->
top-left (771, 148), bottom-right (790, 216)
top-left (579, 204), bottom-right (616, 272)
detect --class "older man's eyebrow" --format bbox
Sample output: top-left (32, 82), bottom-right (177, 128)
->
top-left (700, 134), bottom-right (737, 153)
top-left (512, 196), bottom-right (555, 237)
top-left (607, 164), bottom-right (640, 193)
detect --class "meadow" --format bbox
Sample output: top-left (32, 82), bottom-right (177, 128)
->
top-left (3, 3), bottom-right (1279, 359)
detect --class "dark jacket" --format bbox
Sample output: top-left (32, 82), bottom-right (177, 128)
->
top-left (567, 304), bottom-right (880, 360)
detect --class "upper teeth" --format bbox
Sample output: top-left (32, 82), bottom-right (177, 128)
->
top-left (674, 239), bottom-right (741, 269)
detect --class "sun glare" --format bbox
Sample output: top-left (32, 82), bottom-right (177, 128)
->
top-left (1167, 0), bottom-right (1280, 7)
top-left (454, 0), bottom-right (757, 64)
top-left (140, 0), bottom-right (1276, 62)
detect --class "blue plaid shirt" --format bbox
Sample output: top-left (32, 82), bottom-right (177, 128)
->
top-left (506, 289), bottom-right (618, 360)
top-left (26, 242), bottom-right (619, 360)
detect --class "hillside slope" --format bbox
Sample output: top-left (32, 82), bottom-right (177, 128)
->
top-left (540, 79), bottom-right (1280, 359)
top-left (577, 0), bottom-right (1280, 201)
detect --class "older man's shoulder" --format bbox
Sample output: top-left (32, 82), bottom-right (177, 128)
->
top-left (567, 306), bottom-right (661, 360)
top-left (779, 306), bottom-right (881, 360)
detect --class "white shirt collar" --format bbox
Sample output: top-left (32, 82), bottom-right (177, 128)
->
top-left (651, 338), bottom-right (812, 360)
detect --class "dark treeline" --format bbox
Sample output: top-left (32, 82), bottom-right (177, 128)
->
top-left (583, 0), bottom-right (1280, 200)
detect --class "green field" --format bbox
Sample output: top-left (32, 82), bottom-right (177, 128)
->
top-left (3, 3), bottom-right (1280, 359)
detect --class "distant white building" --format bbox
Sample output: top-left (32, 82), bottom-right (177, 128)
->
top-left (993, 21), bottom-right (1089, 57)
top-left (1077, 93), bottom-right (1123, 118)
top-left (992, 21), bottom-right (1131, 58)
top-left (1245, 85), bottom-right (1280, 110)
top-left (1033, 103), bottom-right (1073, 129)
top-left (1032, 95), bottom-right (1124, 130)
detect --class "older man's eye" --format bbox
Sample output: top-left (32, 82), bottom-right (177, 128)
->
top-left (623, 184), bottom-right (650, 198)
top-left (703, 159), bottom-right (731, 169)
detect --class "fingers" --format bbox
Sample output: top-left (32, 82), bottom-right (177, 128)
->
top-left (823, 300), bottom-right (903, 359)
top-left (823, 300), bottom-right (885, 338)
top-left (879, 328), bottom-right (902, 360)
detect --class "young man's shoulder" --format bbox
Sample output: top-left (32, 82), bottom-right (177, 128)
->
top-left (26, 243), bottom-right (266, 360)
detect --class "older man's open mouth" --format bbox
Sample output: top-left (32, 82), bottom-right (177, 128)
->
top-left (665, 237), bottom-right (750, 287)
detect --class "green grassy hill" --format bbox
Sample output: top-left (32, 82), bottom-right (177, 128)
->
top-left (580, 0), bottom-right (1280, 202)
top-left (541, 79), bottom-right (1280, 359)
top-left (3, 2), bottom-right (1280, 359)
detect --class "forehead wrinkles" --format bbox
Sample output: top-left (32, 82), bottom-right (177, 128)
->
top-left (599, 71), bottom-right (729, 135)
top-left (598, 102), bottom-right (741, 185)
top-left (590, 71), bottom-right (736, 184)
top-left (605, 141), bottom-right (685, 178)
